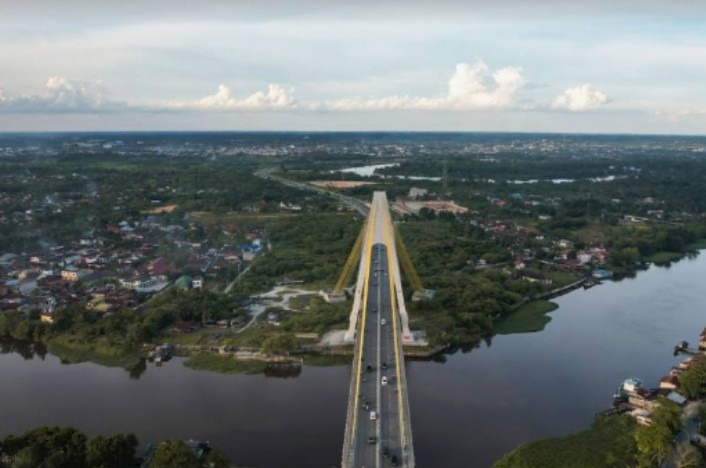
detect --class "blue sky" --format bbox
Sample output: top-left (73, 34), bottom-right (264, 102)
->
top-left (0, 0), bottom-right (705, 133)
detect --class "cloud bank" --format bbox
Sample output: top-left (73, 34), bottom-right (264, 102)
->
top-left (0, 69), bottom-right (616, 118)
top-left (551, 84), bottom-right (608, 111)
top-left (320, 61), bottom-right (526, 111)
top-left (0, 77), bottom-right (124, 113)
top-left (191, 83), bottom-right (296, 110)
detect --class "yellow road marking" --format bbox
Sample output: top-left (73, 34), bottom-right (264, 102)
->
top-left (383, 204), bottom-right (406, 456)
top-left (351, 199), bottom-right (377, 446)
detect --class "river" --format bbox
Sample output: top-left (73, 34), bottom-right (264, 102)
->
top-left (1, 253), bottom-right (705, 467)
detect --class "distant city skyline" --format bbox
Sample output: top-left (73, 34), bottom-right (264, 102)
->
top-left (1, 0), bottom-right (705, 134)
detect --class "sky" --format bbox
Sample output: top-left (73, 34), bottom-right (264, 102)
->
top-left (0, 0), bottom-right (705, 134)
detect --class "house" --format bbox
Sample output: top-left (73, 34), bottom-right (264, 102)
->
top-left (666, 391), bottom-right (688, 406)
top-left (520, 271), bottom-right (553, 285)
top-left (40, 312), bottom-right (54, 324)
top-left (627, 388), bottom-right (661, 411)
top-left (659, 375), bottom-right (679, 390)
top-left (631, 409), bottom-right (653, 426)
top-left (267, 312), bottom-right (281, 326)
top-left (576, 250), bottom-right (593, 265)
top-left (678, 356), bottom-right (699, 370)
top-left (192, 276), bottom-right (203, 289)
top-left (513, 259), bottom-right (526, 270)
top-left (147, 257), bottom-right (178, 276)
top-left (408, 187), bottom-right (428, 199)
top-left (61, 268), bottom-right (91, 282)
top-left (242, 250), bottom-right (255, 262)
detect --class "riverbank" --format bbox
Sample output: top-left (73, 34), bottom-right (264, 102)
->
top-left (493, 415), bottom-right (637, 468)
top-left (493, 300), bottom-right (559, 335)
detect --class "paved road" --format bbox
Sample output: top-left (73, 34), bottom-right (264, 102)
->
top-left (255, 168), bottom-right (370, 216)
top-left (351, 243), bottom-right (404, 467)
top-left (342, 191), bottom-right (414, 468)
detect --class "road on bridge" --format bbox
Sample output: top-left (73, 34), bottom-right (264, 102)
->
top-left (344, 192), bottom-right (413, 468)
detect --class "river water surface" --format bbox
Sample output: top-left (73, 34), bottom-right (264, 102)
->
top-left (1, 254), bottom-right (705, 467)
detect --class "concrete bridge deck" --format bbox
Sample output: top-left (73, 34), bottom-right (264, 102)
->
top-left (342, 192), bottom-right (414, 468)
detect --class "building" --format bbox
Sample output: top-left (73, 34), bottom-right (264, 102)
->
top-left (631, 409), bottom-right (653, 426)
top-left (192, 276), bottom-right (203, 289)
top-left (119, 276), bottom-right (167, 292)
top-left (408, 187), bottom-right (428, 199)
top-left (659, 375), bottom-right (679, 390)
top-left (174, 275), bottom-right (193, 290)
top-left (520, 271), bottom-right (553, 285)
top-left (0, 253), bottom-right (18, 267)
top-left (61, 267), bottom-right (91, 282)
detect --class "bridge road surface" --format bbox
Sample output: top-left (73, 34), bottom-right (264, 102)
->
top-left (344, 191), bottom-right (412, 468)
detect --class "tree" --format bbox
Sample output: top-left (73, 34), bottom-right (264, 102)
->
top-left (0, 427), bottom-right (88, 468)
top-left (673, 442), bottom-right (703, 468)
top-left (262, 333), bottom-right (299, 355)
top-left (679, 356), bottom-right (706, 400)
top-left (148, 441), bottom-right (200, 468)
top-left (86, 434), bottom-right (138, 468)
top-left (635, 400), bottom-right (683, 467)
top-left (202, 449), bottom-right (230, 468)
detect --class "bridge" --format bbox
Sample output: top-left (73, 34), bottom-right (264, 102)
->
top-left (340, 192), bottom-right (416, 468)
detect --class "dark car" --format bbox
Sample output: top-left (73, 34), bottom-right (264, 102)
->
top-left (381, 362), bottom-right (387, 370)
top-left (366, 365), bottom-right (373, 372)
top-left (382, 447), bottom-right (390, 458)
top-left (391, 455), bottom-right (398, 466)
top-left (367, 436), bottom-right (377, 444)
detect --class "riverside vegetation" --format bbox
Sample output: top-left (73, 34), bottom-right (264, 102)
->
top-left (2, 133), bottom-right (706, 374)
top-left (0, 426), bottom-right (230, 468)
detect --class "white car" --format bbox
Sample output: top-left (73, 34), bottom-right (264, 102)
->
top-left (369, 411), bottom-right (377, 420)
top-left (381, 376), bottom-right (388, 386)
top-left (381, 319), bottom-right (387, 325)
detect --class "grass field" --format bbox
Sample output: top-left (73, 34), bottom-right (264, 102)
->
top-left (688, 239), bottom-right (706, 250)
top-left (190, 211), bottom-right (303, 225)
top-left (47, 336), bottom-right (142, 369)
top-left (493, 300), bottom-right (559, 335)
top-left (183, 353), bottom-right (269, 374)
top-left (646, 251), bottom-right (684, 265)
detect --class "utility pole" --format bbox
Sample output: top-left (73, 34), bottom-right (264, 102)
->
top-left (442, 158), bottom-right (449, 196)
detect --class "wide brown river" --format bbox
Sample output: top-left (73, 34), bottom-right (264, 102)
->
top-left (2, 253), bottom-right (705, 467)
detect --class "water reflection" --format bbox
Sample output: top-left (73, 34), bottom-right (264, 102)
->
top-left (0, 338), bottom-right (47, 360)
top-left (264, 364), bottom-right (302, 379)
top-left (1, 255), bottom-right (705, 467)
top-left (129, 358), bottom-right (147, 380)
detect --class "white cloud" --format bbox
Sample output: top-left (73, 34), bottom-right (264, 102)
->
top-left (321, 61), bottom-right (526, 111)
top-left (0, 77), bottom-right (123, 112)
top-left (184, 83), bottom-right (297, 110)
top-left (551, 84), bottom-right (608, 111)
